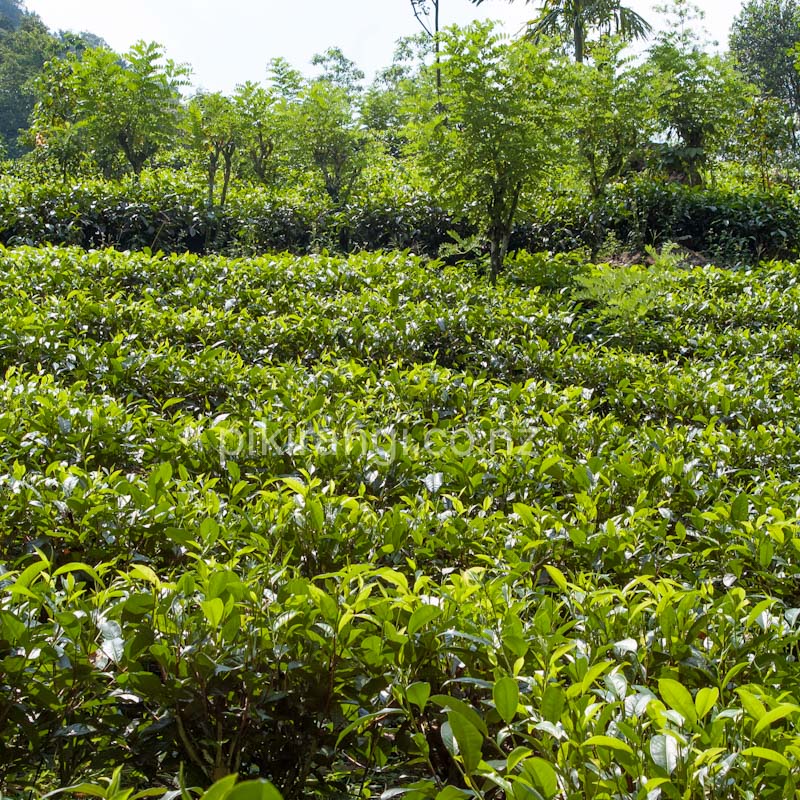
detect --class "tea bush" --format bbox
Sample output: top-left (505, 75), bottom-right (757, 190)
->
top-left (1, 175), bottom-right (798, 264)
top-left (2, 246), bottom-right (800, 798)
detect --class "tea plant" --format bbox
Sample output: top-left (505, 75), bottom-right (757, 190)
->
top-left (1, 245), bottom-right (800, 798)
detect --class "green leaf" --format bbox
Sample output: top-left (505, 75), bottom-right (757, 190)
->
top-left (572, 464), bottom-right (593, 491)
top-left (200, 518), bottom-right (220, 544)
top-left (544, 565), bottom-right (568, 591)
top-left (513, 502), bottom-right (536, 526)
top-left (279, 476), bottom-right (306, 495)
top-left (650, 733), bottom-right (681, 774)
top-left (307, 499), bottom-right (325, 533)
top-left (572, 660), bottom-right (613, 697)
top-left (448, 710), bottom-right (484, 774)
top-left (407, 604), bottom-right (441, 635)
top-left (434, 788), bottom-right (471, 800)
top-left (12, 560), bottom-right (49, 593)
top-left (737, 687), bottom-right (767, 721)
top-left (741, 747), bottom-right (791, 769)
top-left (582, 735), bottom-right (634, 755)
top-left (42, 785), bottom-right (110, 798)
top-left (730, 493), bottom-right (749, 522)
top-left (335, 708), bottom-right (405, 748)
top-left (506, 746), bottom-right (532, 772)
top-left (406, 682), bottom-right (431, 711)
top-left (430, 695), bottom-right (488, 736)
top-left (161, 397), bottom-right (185, 412)
top-left (226, 781), bottom-right (284, 800)
top-left (493, 676), bottom-right (519, 724)
top-left (130, 564), bottom-right (160, 586)
top-left (521, 757), bottom-right (558, 798)
top-left (541, 684), bottom-right (565, 723)
top-left (694, 687), bottom-right (719, 720)
top-left (201, 597), bottom-right (225, 628)
top-left (198, 776), bottom-right (238, 800)
top-left (753, 703), bottom-right (800, 736)
top-left (658, 678), bottom-right (697, 726)
top-left (52, 562), bottom-right (104, 587)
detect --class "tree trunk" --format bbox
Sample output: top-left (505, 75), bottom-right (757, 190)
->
top-left (220, 144), bottom-right (235, 208)
top-left (574, 17), bottom-right (585, 63)
top-left (434, 0), bottom-right (441, 98)
top-left (487, 181), bottom-right (522, 284)
top-left (207, 149), bottom-right (219, 207)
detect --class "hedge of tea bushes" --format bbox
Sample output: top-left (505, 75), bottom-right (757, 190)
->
top-left (2, 246), bottom-right (800, 798)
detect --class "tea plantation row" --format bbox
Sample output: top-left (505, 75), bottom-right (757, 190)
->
top-left (2, 246), bottom-right (800, 799)
top-left (2, 176), bottom-right (798, 264)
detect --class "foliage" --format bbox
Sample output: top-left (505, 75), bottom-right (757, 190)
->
top-left (0, 0), bottom-right (23, 29)
top-left (0, 13), bottom-right (64, 158)
top-left (4, 7), bottom-right (800, 795)
top-left (30, 41), bottom-right (190, 178)
top-left (569, 38), bottom-right (660, 197)
top-left (232, 82), bottom-right (281, 188)
top-left (2, 245), bottom-right (800, 797)
top-left (409, 23), bottom-right (571, 280)
top-left (0, 173), bottom-right (799, 266)
top-left (310, 47), bottom-right (365, 96)
top-left (522, 179), bottom-right (800, 263)
top-left (187, 92), bottom-right (239, 208)
top-left (645, 15), bottom-right (752, 186)
top-left (44, 770), bottom-right (284, 799)
top-left (293, 79), bottom-right (369, 206)
top-left (729, 95), bottom-right (795, 190)
top-left (472, 0), bottom-right (652, 63)
top-left (730, 0), bottom-right (800, 127)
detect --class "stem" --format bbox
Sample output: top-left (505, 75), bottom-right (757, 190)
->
top-left (434, 0), bottom-right (441, 99)
top-left (176, 709), bottom-right (209, 778)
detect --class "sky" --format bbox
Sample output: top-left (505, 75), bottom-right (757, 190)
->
top-left (24, 0), bottom-right (744, 93)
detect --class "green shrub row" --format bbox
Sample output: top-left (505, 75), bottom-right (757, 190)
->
top-left (1, 177), bottom-right (798, 262)
top-left (3, 247), bottom-right (800, 796)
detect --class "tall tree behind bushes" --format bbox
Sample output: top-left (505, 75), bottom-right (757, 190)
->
top-left (187, 91), bottom-right (239, 208)
top-left (730, 0), bottom-right (800, 142)
top-left (570, 38), bottom-right (661, 197)
top-left (0, 14), bottom-right (60, 156)
top-left (31, 41), bottom-right (190, 178)
top-left (645, 4), bottom-right (753, 186)
top-left (0, 0), bottom-right (23, 29)
top-left (470, 0), bottom-right (651, 62)
top-left (0, 1), bottom-right (106, 158)
top-left (410, 23), bottom-right (572, 281)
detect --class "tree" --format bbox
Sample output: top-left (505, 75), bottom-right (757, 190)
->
top-left (730, 0), bottom-right (800, 139)
top-left (27, 54), bottom-right (88, 178)
top-left (646, 12), bottom-right (751, 185)
top-left (730, 94), bottom-right (794, 189)
top-left (362, 65), bottom-right (413, 158)
top-left (410, 0), bottom-right (443, 94)
top-left (0, 0), bottom-right (23, 30)
top-left (0, 14), bottom-right (60, 156)
top-left (91, 41), bottom-right (190, 177)
top-left (410, 22), bottom-right (571, 281)
top-left (294, 79), bottom-right (368, 204)
top-left (233, 81), bottom-right (281, 186)
top-left (31, 41), bottom-right (190, 177)
top-left (0, 6), bottom-right (107, 159)
top-left (311, 47), bottom-right (364, 96)
top-left (570, 38), bottom-right (661, 196)
top-left (471, 0), bottom-right (651, 63)
top-left (267, 57), bottom-right (304, 101)
top-left (187, 92), bottom-right (239, 207)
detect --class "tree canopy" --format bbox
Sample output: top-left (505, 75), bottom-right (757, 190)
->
top-left (471, 0), bottom-right (651, 62)
top-left (730, 0), bottom-right (800, 123)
